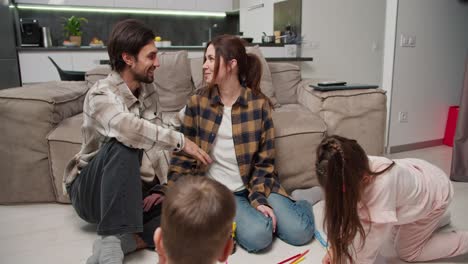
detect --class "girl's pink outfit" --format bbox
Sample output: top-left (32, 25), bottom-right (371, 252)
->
top-left (354, 156), bottom-right (468, 263)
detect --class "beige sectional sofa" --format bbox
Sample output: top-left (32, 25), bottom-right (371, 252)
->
top-left (0, 48), bottom-right (387, 204)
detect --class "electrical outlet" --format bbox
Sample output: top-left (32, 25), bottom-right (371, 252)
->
top-left (400, 34), bottom-right (416, 48)
top-left (400, 34), bottom-right (408, 47)
top-left (407, 35), bottom-right (416, 47)
top-left (398, 111), bottom-right (408, 123)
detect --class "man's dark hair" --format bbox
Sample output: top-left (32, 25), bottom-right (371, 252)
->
top-left (107, 19), bottom-right (155, 73)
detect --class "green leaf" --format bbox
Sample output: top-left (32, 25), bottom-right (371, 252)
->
top-left (63, 15), bottom-right (88, 37)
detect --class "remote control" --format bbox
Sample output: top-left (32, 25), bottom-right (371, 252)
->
top-left (317, 81), bottom-right (347, 86)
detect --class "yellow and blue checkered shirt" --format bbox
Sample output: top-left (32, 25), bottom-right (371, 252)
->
top-left (168, 86), bottom-right (288, 208)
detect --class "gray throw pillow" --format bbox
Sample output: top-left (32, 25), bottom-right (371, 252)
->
top-left (154, 50), bottom-right (195, 112)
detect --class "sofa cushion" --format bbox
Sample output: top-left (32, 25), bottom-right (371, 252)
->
top-left (85, 65), bottom-right (111, 88)
top-left (272, 104), bottom-right (326, 192)
top-left (0, 81), bottom-right (88, 204)
top-left (190, 56), bottom-right (205, 90)
top-left (155, 50), bottom-right (194, 112)
top-left (246, 45), bottom-right (280, 108)
top-left (47, 113), bottom-right (83, 203)
top-left (269, 62), bottom-right (301, 105)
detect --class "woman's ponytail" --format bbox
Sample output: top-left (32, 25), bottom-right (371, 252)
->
top-left (244, 53), bottom-right (262, 96)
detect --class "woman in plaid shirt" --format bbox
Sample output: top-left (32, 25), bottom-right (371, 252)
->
top-left (167, 35), bottom-right (315, 252)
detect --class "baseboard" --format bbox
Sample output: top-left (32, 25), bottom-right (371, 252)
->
top-left (387, 139), bottom-right (444, 154)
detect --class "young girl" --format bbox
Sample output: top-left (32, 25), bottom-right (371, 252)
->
top-left (316, 135), bottom-right (468, 264)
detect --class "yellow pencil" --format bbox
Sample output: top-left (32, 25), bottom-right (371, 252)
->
top-left (232, 222), bottom-right (236, 238)
top-left (291, 256), bottom-right (305, 264)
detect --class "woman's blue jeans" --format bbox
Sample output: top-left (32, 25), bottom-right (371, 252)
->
top-left (234, 190), bottom-right (315, 253)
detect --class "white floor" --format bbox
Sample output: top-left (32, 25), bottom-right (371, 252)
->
top-left (1, 145), bottom-right (467, 264)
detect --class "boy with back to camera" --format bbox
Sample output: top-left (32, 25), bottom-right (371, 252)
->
top-left (154, 176), bottom-right (236, 264)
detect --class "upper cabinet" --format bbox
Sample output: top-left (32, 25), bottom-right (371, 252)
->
top-left (114, 0), bottom-right (156, 8)
top-left (15, 0), bottom-right (235, 12)
top-left (14, 0), bottom-right (46, 4)
top-left (156, 0), bottom-right (196, 10)
top-left (15, 0), bottom-right (113, 7)
top-left (197, 0), bottom-right (232, 12)
top-left (66, 0), bottom-right (114, 7)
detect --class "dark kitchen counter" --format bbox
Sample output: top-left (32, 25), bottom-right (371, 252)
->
top-left (17, 43), bottom-right (286, 52)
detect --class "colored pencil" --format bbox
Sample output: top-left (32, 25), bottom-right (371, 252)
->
top-left (291, 256), bottom-right (305, 264)
top-left (277, 253), bottom-right (301, 264)
top-left (314, 229), bottom-right (329, 248)
top-left (277, 249), bottom-right (309, 264)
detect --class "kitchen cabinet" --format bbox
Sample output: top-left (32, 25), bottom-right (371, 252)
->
top-left (156, 0), bottom-right (196, 10)
top-left (15, 0), bottom-right (236, 12)
top-left (15, 0), bottom-right (50, 4)
top-left (239, 0), bottom-right (274, 43)
top-left (16, 0), bottom-right (114, 7)
top-left (157, 0), bottom-right (234, 12)
top-left (17, 45), bottom-right (291, 83)
top-left (17, 49), bottom-right (204, 83)
top-left (66, 0), bottom-right (114, 7)
top-left (18, 50), bottom-right (108, 83)
top-left (114, 0), bottom-right (156, 8)
top-left (18, 51), bottom-right (72, 83)
top-left (197, 0), bottom-right (232, 12)
top-left (71, 51), bottom-right (109, 71)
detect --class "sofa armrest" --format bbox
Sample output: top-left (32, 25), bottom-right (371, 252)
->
top-left (0, 81), bottom-right (88, 203)
top-left (2, 81), bottom-right (89, 123)
top-left (296, 78), bottom-right (327, 114)
top-left (298, 81), bottom-right (387, 155)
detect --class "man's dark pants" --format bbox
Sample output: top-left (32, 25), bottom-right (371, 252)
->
top-left (67, 139), bottom-right (161, 246)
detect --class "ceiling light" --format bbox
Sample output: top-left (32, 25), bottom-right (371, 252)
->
top-left (9, 4), bottom-right (226, 17)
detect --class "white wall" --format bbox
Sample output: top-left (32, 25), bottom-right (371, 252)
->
top-left (388, 0), bottom-right (468, 148)
top-left (239, 0), bottom-right (274, 43)
top-left (300, 0), bottom-right (386, 85)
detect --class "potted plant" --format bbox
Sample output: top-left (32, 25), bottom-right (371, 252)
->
top-left (63, 16), bottom-right (88, 46)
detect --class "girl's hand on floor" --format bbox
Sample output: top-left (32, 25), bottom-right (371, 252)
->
top-left (256, 205), bottom-right (277, 233)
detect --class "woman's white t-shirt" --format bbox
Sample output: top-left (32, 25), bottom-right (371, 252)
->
top-left (206, 106), bottom-right (245, 192)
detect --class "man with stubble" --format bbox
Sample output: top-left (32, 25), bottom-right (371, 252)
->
top-left (63, 19), bottom-right (212, 264)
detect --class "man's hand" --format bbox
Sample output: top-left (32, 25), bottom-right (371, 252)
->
top-left (143, 193), bottom-right (164, 212)
top-left (183, 137), bottom-right (212, 165)
top-left (256, 205), bottom-right (277, 233)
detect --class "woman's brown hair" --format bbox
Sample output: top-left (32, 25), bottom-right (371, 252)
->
top-left (205, 34), bottom-right (267, 100)
top-left (315, 135), bottom-right (395, 263)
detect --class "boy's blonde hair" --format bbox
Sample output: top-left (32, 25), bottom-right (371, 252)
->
top-left (161, 176), bottom-right (236, 264)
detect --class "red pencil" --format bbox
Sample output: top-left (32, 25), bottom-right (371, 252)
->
top-left (277, 249), bottom-right (310, 264)
top-left (277, 253), bottom-right (301, 264)
top-left (297, 249), bottom-right (310, 259)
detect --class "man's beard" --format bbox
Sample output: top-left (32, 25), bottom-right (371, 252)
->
top-left (132, 67), bottom-right (154, 84)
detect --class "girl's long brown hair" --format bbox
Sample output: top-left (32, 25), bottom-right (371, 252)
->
top-left (205, 34), bottom-right (267, 100)
top-left (316, 135), bottom-right (394, 263)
